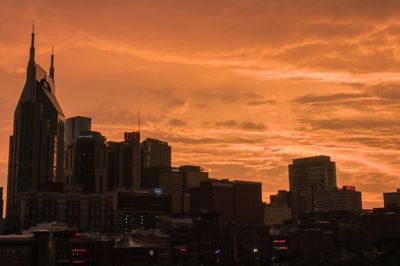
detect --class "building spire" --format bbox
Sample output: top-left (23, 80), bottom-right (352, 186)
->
top-left (49, 45), bottom-right (55, 79)
top-left (29, 21), bottom-right (35, 62)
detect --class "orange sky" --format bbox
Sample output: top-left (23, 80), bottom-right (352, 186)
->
top-left (2, 0), bottom-right (400, 208)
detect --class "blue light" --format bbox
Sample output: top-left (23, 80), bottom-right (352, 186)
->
top-left (214, 249), bottom-right (221, 255)
top-left (154, 188), bottom-right (162, 196)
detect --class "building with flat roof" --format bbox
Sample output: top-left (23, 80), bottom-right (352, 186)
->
top-left (65, 116), bottom-right (91, 146)
top-left (141, 138), bottom-right (171, 169)
top-left (190, 179), bottom-right (263, 226)
top-left (288, 155), bottom-right (337, 219)
top-left (383, 189), bottom-right (400, 208)
top-left (108, 131), bottom-right (141, 191)
top-left (314, 186), bottom-right (362, 212)
top-left (64, 131), bottom-right (108, 193)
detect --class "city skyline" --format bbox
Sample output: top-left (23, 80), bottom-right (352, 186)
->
top-left (3, 1), bottom-right (400, 208)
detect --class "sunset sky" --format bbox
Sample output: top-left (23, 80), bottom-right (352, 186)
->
top-left (2, 1), bottom-right (400, 208)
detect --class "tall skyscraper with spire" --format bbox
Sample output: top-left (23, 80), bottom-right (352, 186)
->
top-left (6, 27), bottom-right (65, 230)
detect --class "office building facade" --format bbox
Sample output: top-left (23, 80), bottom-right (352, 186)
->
top-left (107, 132), bottom-right (140, 191)
top-left (64, 131), bottom-right (108, 193)
top-left (65, 116), bottom-right (91, 146)
top-left (288, 155), bottom-right (337, 218)
top-left (314, 186), bottom-right (362, 212)
top-left (141, 138), bottom-right (171, 168)
top-left (383, 188), bottom-right (400, 208)
top-left (6, 30), bottom-right (65, 230)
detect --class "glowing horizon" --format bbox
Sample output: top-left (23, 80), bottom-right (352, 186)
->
top-left (2, 1), bottom-right (400, 208)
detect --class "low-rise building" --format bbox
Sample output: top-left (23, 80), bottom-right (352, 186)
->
top-left (314, 186), bottom-right (362, 212)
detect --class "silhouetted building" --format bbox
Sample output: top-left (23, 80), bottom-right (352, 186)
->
top-left (190, 179), bottom-right (263, 226)
top-left (141, 138), bottom-right (171, 169)
top-left (314, 185), bottom-right (362, 212)
top-left (264, 204), bottom-right (292, 227)
top-left (141, 166), bottom-right (183, 213)
top-left (233, 180), bottom-right (263, 226)
top-left (289, 156), bottom-right (337, 191)
top-left (179, 165), bottom-right (209, 190)
top-left (383, 188), bottom-right (400, 208)
top-left (270, 190), bottom-right (292, 207)
top-left (65, 116), bottom-right (91, 146)
top-left (0, 225), bottom-right (114, 266)
top-left (14, 188), bottom-right (113, 231)
top-left (112, 191), bottom-right (171, 232)
top-left (6, 30), bottom-right (65, 231)
top-left (108, 132), bottom-right (141, 191)
top-left (289, 156), bottom-right (337, 219)
top-left (190, 179), bottom-right (234, 222)
top-left (64, 131), bottom-right (108, 193)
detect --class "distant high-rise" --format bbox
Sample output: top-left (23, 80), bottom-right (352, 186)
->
top-left (288, 156), bottom-right (337, 218)
top-left (6, 29), bottom-right (65, 229)
top-left (141, 138), bottom-right (171, 169)
top-left (64, 131), bottom-right (108, 193)
top-left (289, 155), bottom-right (337, 191)
top-left (108, 132), bottom-right (141, 191)
top-left (383, 188), bottom-right (400, 208)
top-left (65, 116), bottom-right (91, 146)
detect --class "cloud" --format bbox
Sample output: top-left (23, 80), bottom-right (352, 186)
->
top-left (240, 121), bottom-right (267, 131)
top-left (168, 118), bottom-right (187, 127)
top-left (215, 120), bottom-right (267, 131)
top-left (294, 93), bottom-right (370, 104)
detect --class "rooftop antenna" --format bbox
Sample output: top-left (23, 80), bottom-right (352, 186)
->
top-left (49, 45), bottom-right (55, 79)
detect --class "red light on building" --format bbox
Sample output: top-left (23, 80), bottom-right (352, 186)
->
top-left (72, 260), bottom-right (85, 264)
top-left (74, 232), bottom-right (81, 237)
top-left (273, 240), bottom-right (286, 243)
top-left (343, 185), bottom-right (355, 191)
top-left (180, 247), bottom-right (188, 252)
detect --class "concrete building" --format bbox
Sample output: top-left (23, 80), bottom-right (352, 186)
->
top-left (13, 188), bottom-right (113, 232)
top-left (264, 204), bottom-right (292, 227)
top-left (190, 179), bottom-right (234, 222)
top-left (288, 156), bottom-right (337, 219)
top-left (179, 165), bottom-right (209, 190)
top-left (7, 30), bottom-right (65, 231)
top-left (141, 138), bottom-right (171, 169)
top-left (233, 180), bottom-right (263, 226)
top-left (65, 116), bottom-right (91, 146)
top-left (314, 186), bottom-right (362, 212)
top-left (64, 131), bottom-right (108, 193)
top-left (141, 166), bottom-right (184, 213)
top-left (111, 191), bottom-right (171, 232)
top-left (108, 131), bottom-right (141, 191)
top-left (289, 156), bottom-right (337, 192)
top-left (190, 179), bottom-right (264, 226)
top-left (383, 189), bottom-right (400, 208)
top-left (270, 190), bottom-right (292, 207)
